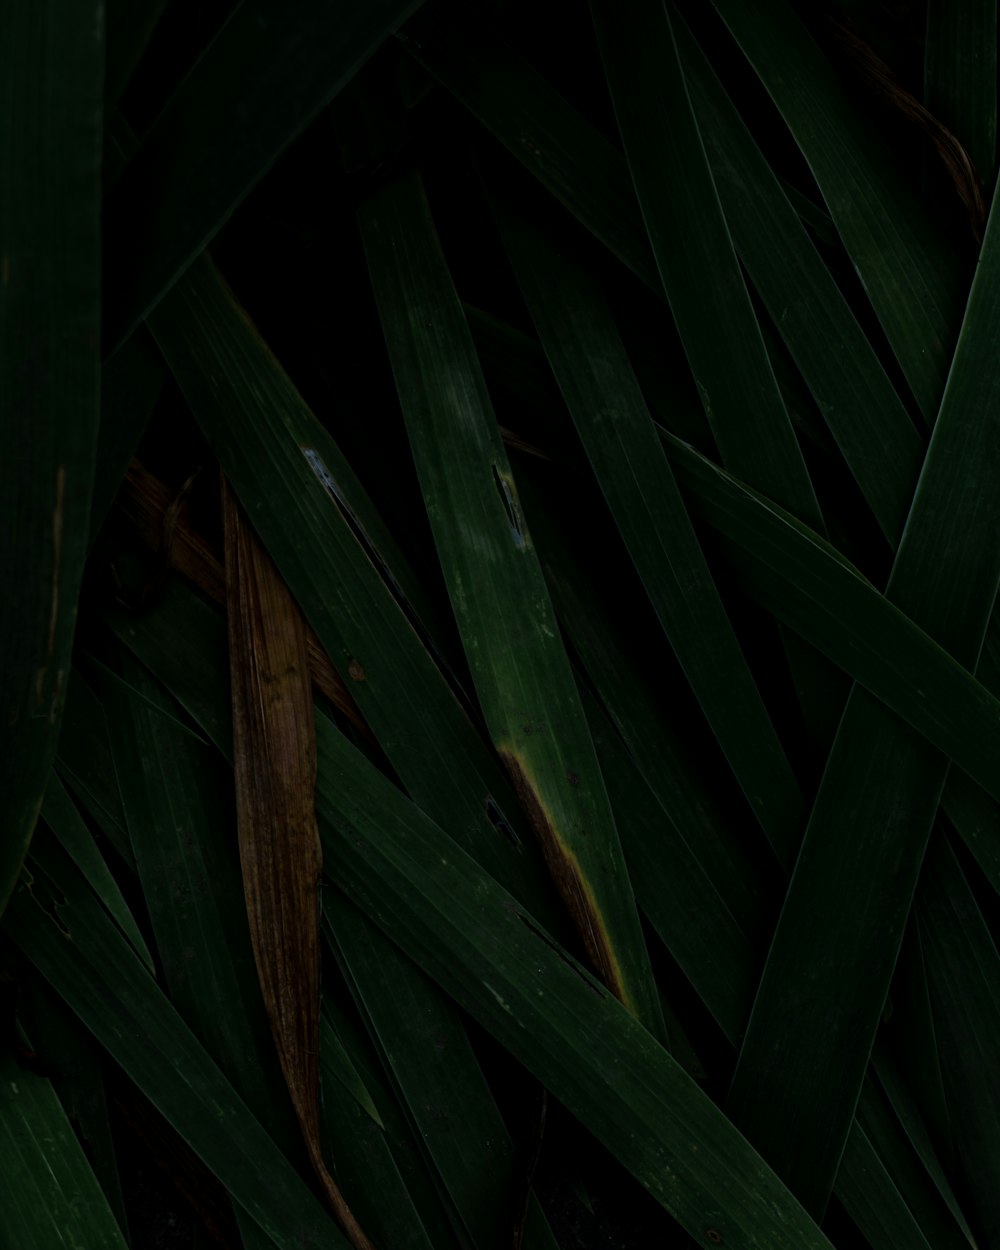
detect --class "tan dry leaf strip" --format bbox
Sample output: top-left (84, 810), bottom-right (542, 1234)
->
top-left (222, 477), bottom-right (376, 1250)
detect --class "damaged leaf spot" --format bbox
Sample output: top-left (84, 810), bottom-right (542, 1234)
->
top-left (301, 447), bottom-right (411, 609)
top-left (492, 464), bottom-right (526, 548)
top-left (485, 796), bottom-right (521, 848)
top-left (483, 982), bottom-right (513, 1014)
top-left (499, 747), bottom-right (627, 1007)
top-left (301, 446), bottom-right (338, 495)
top-left (566, 770), bottom-right (580, 787)
top-left (347, 658), bottom-right (366, 682)
top-left (706, 1230), bottom-right (723, 1245)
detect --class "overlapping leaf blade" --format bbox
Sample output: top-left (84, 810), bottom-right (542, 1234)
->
top-left (0, 1050), bottom-right (128, 1250)
top-left (591, 0), bottom-right (821, 529)
top-left (725, 170), bottom-right (1000, 1215)
top-left (102, 648), bottom-right (287, 1136)
top-left (101, 559), bottom-right (836, 1246)
top-left (675, 16), bottom-right (925, 545)
top-left (357, 160), bottom-right (662, 1032)
top-left (314, 714), bottom-right (836, 1250)
top-left (405, 15), bottom-right (922, 549)
top-left (6, 1), bottom-right (1000, 1245)
top-left (316, 1007), bottom-right (453, 1250)
top-left (706, 0), bottom-right (965, 419)
top-left (6, 830), bottom-right (351, 1250)
top-left (147, 254), bottom-right (556, 923)
top-left (100, 647), bottom-right (291, 1250)
top-left (664, 436), bottom-right (1000, 811)
top-left (495, 193), bottom-right (802, 865)
top-left (104, 575), bottom-right (563, 1250)
top-left (105, 532), bottom-right (962, 1250)
top-left (40, 772), bottom-right (153, 972)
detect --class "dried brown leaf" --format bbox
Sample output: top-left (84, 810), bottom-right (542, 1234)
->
top-left (222, 477), bottom-right (376, 1250)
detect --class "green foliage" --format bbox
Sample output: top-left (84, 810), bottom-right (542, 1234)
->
top-left (2, 1), bottom-right (999, 1247)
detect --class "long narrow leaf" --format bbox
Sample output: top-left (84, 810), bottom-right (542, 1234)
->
top-left (40, 773), bottom-right (153, 972)
top-left (320, 708), bottom-right (964, 1250)
top-left (706, 0), bottom-right (964, 418)
top-left (102, 651), bottom-right (285, 1129)
top-left (104, 0), bottom-right (168, 108)
top-left (496, 194), bottom-right (803, 867)
top-left (147, 254), bottom-right (560, 929)
top-left (851, 1071), bottom-right (974, 1250)
top-left (724, 170), bottom-right (1000, 1214)
top-left (316, 1012), bottom-right (444, 1250)
top-left (326, 898), bottom-right (558, 1250)
top-left (0, 0), bottom-right (103, 913)
top-left (104, 578), bottom-right (563, 1250)
top-left (409, 19), bottom-right (911, 547)
top-left (102, 647), bottom-right (289, 1250)
top-left (925, 0), bottom-right (997, 187)
top-left (19, 981), bottom-right (131, 1239)
top-left (675, 16), bottom-right (925, 545)
top-left (318, 1001), bottom-right (472, 1250)
top-left (110, 514), bottom-right (961, 1250)
top-left (919, 834), bottom-right (1000, 1245)
top-left (871, 1040), bottom-right (976, 1247)
top-left (358, 162), bottom-right (662, 1033)
top-left (6, 834), bottom-right (351, 1250)
top-left (518, 464), bottom-right (769, 935)
top-left (665, 436), bottom-right (1000, 815)
top-left (222, 481), bottom-right (375, 1250)
top-left (591, 0), bottom-right (822, 529)
top-left (313, 713), bottom-right (834, 1250)
top-left (0, 1051), bottom-right (128, 1250)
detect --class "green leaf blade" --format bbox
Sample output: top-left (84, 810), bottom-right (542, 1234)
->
top-left (591, 0), bottom-right (822, 529)
top-left (147, 254), bottom-right (559, 931)
top-left (925, 0), bottom-right (997, 190)
top-left (0, 1053), bottom-right (128, 1250)
top-left (0, 0), bottom-right (104, 915)
top-left (40, 772), bottom-right (153, 973)
top-left (495, 195), bottom-right (804, 866)
top-left (6, 836), bottom-right (350, 1250)
top-left (707, 0), bottom-right (964, 418)
top-left (358, 164), bottom-right (663, 1036)
top-left (724, 171), bottom-right (1000, 1214)
top-left (676, 17), bottom-right (925, 545)
top-left (315, 713), bottom-right (835, 1250)
top-left (918, 836), bottom-right (1000, 1246)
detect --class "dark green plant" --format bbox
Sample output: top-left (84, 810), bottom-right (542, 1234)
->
top-left (2, 2), bottom-right (998, 1248)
